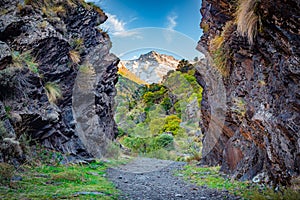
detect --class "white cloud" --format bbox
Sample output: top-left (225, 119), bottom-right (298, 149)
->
top-left (166, 14), bottom-right (178, 30)
top-left (101, 13), bottom-right (139, 38)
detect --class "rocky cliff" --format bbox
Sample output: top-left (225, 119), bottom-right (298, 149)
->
top-left (0, 0), bottom-right (118, 162)
top-left (197, 0), bottom-right (300, 185)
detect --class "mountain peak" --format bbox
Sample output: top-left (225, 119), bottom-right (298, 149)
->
top-left (121, 51), bottom-right (180, 83)
top-left (137, 51), bottom-right (178, 64)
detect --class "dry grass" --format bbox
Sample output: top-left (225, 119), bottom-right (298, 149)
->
top-left (79, 65), bottom-right (94, 75)
top-left (235, 0), bottom-right (259, 44)
top-left (201, 23), bottom-right (209, 33)
top-left (118, 62), bottom-right (148, 85)
top-left (45, 82), bottom-right (62, 104)
top-left (51, 5), bottom-right (66, 16)
top-left (212, 48), bottom-right (229, 77)
top-left (210, 35), bottom-right (224, 52)
top-left (69, 50), bottom-right (81, 64)
top-left (89, 3), bottom-right (105, 16)
top-left (70, 38), bottom-right (84, 51)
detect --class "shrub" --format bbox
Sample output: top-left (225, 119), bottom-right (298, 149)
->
top-left (161, 115), bottom-right (182, 135)
top-left (121, 134), bottom-right (174, 154)
top-left (154, 134), bottom-right (174, 149)
top-left (201, 22), bottom-right (209, 33)
top-left (161, 97), bottom-right (172, 112)
top-left (104, 142), bottom-right (120, 159)
top-left (45, 82), bottom-right (62, 104)
top-left (149, 118), bottom-right (166, 135)
top-left (12, 51), bottom-right (38, 73)
top-left (176, 59), bottom-right (193, 73)
top-left (236, 0), bottom-right (259, 44)
top-left (143, 91), bottom-right (155, 104)
top-left (0, 163), bottom-right (14, 185)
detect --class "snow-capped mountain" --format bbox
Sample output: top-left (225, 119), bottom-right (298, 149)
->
top-left (119, 51), bottom-right (180, 83)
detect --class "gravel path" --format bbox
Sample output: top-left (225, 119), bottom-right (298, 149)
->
top-left (107, 157), bottom-right (239, 200)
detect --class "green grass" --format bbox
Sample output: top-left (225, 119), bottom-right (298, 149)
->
top-left (178, 164), bottom-right (300, 199)
top-left (0, 161), bottom-right (120, 199)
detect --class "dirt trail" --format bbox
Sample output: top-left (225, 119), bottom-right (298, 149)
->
top-left (107, 157), bottom-right (239, 200)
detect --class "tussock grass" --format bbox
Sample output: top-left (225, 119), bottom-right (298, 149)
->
top-left (11, 51), bottom-right (39, 73)
top-left (45, 82), bottom-right (62, 104)
top-left (212, 47), bottom-right (229, 77)
top-left (210, 35), bottom-right (224, 52)
top-left (70, 38), bottom-right (84, 51)
top-left (236, 0), bottom-right (259, 44)
top-left (52, 5), bottom-right (66, 16)
top-left (69, 50), bottom-right (81, 64)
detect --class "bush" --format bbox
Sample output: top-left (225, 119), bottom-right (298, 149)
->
top-left (154, 134), bottom-right (174, 149)
top-left (161, 97), bottom-right (172, 112)
top-left (121, 134), bottom-right (174, 153)
top-left (0, 162), bottom-right (14, 185)
top-left (161, 115), bottom-right (182, 135)
top-left (104, 142), bottom-right (120, 159)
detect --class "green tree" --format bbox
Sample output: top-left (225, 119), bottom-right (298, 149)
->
top-left (161, 97), bottom-right (172, 112)
top-left (162, 115), bottom-right (182, 135)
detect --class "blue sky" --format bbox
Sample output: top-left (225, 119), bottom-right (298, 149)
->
top-left (87, 0), bottom-right (203, 60)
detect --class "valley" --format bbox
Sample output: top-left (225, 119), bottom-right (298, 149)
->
top-left (115, 52), bottom-right (203, 161)
top-left (0, 0), bottom-right (299, 199)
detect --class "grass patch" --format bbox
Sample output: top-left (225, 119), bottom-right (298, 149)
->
top-left (69, 50), bottom-right (81, 65)
top-left (45, 82), bottom-right (62, 104)
top-left (212, 48), bottom-right (229, 77)
top-left (79, 65), bottom-right (94, 74)
top-left (178, 164), bottom-right (300, 199)
top-left (70, 38), bottom-right (84, 52)
top-left (12, 51), bottom-right (39, 73)
top-left (0, 163), bottom-right (14, 185)
top-left (235, 0), bottom-right (259, 44)
top-left (0, 161), bottom-right (120, 199)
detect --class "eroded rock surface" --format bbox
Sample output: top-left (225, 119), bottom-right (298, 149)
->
top-left (0, 0), bottom-right (118, 162)
top-left (197, 0), bottom-right (300, 185)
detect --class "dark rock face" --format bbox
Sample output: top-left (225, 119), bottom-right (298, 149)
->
top-left (197, 0), bottom-right (300, 185)
top-left (0, 0), bottom-right (118, 161)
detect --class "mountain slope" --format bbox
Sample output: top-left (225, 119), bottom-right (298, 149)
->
top-left (121, 51), bottom-right (179, 83)
top-left (118, 62), bottom-right (148, 85)
top-left (114, 60), bottom-right (203, 160)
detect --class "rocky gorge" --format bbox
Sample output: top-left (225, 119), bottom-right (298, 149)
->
top-left (0, 0), bottom-right (118, 162)
top-left (0, 0), bottom-right (299, 193)
top-left (197, 0), bottom-right (300, 185)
